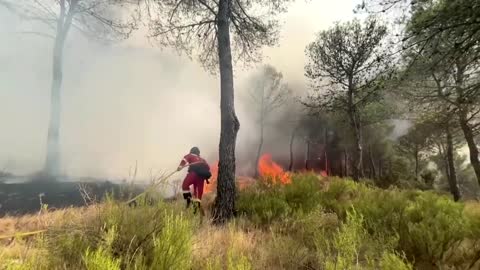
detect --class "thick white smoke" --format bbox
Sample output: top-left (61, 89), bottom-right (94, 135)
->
top-left (0, 0), bottom-right (363, 181)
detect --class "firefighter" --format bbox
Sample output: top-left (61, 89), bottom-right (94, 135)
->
top-left (177, 147), bottom-right (211, 212)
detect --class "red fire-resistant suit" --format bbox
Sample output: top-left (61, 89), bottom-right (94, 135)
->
top-left (179, 153), bottom-right (209, 200)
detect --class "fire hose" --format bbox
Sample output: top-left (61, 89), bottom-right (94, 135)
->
top-left (125, 161), bottom-right (207, 205)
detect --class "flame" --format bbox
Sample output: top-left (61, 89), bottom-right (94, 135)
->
top-left (203, 161), bottom-right (255, 195)
top-left (204, 153), bottom-right (294, 194)
top-left (204, 161), bottom-right (218, 194)
top-left (258, 154), bottom-right (291, 184)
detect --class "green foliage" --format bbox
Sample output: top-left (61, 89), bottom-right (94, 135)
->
top-left (283, 174), bottom-right (323, 213)
top-left (204, 249), bottom-right (253, 270)
top-left (265, 234), bottom-right (311, 269)
top-left (237, 174), bottom-right (480, 268)
top-left (226, 248), bottom-right (253, 270)
top-left (18, 197), bottom-right (195, 270)
top-left (2, 174), bottom-right (479, 270)
top-left (322, 210), bottom-right (365, 270)
top-left (83, 247), bottom-right (121, 270)
top-left (400, 192), bottom-right (471, 260)
top-left (236, 186), bottom-right (291, 226)
top-left (379, 252), bottom-right (413, 270)
top-left (150, 212), bottom-right (193, 270)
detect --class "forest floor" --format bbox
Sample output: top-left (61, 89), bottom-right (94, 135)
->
top-left (0, 174), bottom-right (480, 270)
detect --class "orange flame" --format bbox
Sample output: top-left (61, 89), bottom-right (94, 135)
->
top-left (203, 161), bottom-right (255, 194)
top-left (258, 154), bottom-right (291, 184)
top-left (204, 161), bottom-right (218, 194)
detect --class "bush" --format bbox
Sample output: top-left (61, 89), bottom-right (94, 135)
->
top-left (236, 186), bottom-right (291, 226)
top-left (237, 174), bottom-right (325, 226)
top-left (283, 174), bottom-right (323, 213)
top-left (24, 197), bottom-right (195, 270)
top-left (317, 179), bottom-right (480, 266)
top-left (379, 252), bottom-right (413, 270)
top-left (149, 211), bottom-right (193, 270)
top-left (83, 247), bottom-right (121, 270)
top-left (399, 192), bottom-right (473, 262)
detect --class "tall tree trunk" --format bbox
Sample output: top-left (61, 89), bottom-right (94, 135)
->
top-left (414, 145), bottom-right (419, 181)
top-left (446, 125), bottom-right (461, 201)
top-left (254, 122), bottom-right (264, 178)
top-left (453, 60), bottom-right (480, 186)
top-left (288, 127), bottom-right (297, 171)
top-left (378, 158), bottom-right (383, 179)
top-left (44, 1), bottom-right (73, 177)
top-left (254, 83), bottom-right (265, 178)
top-left (305, 139), bottom-right (310, 170)
top-left (344, 149), bottom-right (349, 177)
top-left (458, 109), bottom-right (480, 186)
top-left (368, 146), bottom-right (376, 180)
top-left (348, 88), bottom-right (363, 181)
top-left (324, 128), bottom-right (328, 174)
top-left (212, 0), bottom-right (240, 224)
top-left (436, 141), bottom-right (450, 182)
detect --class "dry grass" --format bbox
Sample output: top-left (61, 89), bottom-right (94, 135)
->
top-left (192, 220), bottom-right (270, 270)
top-left (1, 179), bottom-right (479, 270)
top-left (464, 200), bottom-right (480, 218)
top-left (0, 205), bottom-right (101, 239)
top-left (0, 204), bottom-right (102, 265)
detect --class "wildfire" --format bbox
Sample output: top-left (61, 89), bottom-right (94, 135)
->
top-left (203, 153), bottom-right (293, 194)
top-left (258, 154), bottom-right (291, 185)
top-left (203, 161), bottom-right (255, 195)
top-left (204, 161), bottom-right (218, 194)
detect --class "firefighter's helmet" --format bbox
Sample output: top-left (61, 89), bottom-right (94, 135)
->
top-left (190, 147), bottom-right (200, 155)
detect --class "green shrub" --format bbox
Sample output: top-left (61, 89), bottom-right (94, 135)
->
top-left (83, 247), bottom-right (121, 270)
top-left (320, 209), bottom-right (365, 270)
top-left (226, 248), bottom-right (253, 270)
top-left (237, 187), bottom-right (291, 226)
top-left (283, 174), bottom-right (323, 213)
top-left (238, 174), bottom-right (325, 226)
top-left (45, 226), bottom-right (97, 268)
top-left (400, 192), bottom-right (472, 262)
top-left (379, 252), bottom-right (413, 270)
top-left (272, 207), bottom-right (339, 251)
top-left (34, 197), bottom-right (195, 270)
top-left (264, 234), bottom-right (310, 270)
top-left (318, 178), bottom-right (360, 218)
top-left (150, 212), bottom-right (193, 270)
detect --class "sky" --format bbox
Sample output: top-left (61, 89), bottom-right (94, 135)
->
top-left (0, 0), bottom-right (364, 180)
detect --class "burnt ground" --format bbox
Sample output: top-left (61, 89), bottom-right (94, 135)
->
top-left (0, 178), bottom-right (144, 217)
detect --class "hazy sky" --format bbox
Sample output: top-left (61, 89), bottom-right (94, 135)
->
top-left (0, 1), bottom-right (363, 179)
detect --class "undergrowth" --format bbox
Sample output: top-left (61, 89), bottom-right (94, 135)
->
top-left (1, 174), bottom-right (480, 269)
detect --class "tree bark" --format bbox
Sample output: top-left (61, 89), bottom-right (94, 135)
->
top-left (378, 158), bottom-right (383, 179)
top-left (344, 149), bottom-right (349, 177)
top-left (446, 125), bottom-right (461, 201)
top-left (254, 82), bottom-right (265, 178)
top-left (324, 128), bottom-right (328, 174)
top-left (44, 1), bottom-right (74, 177)
top-left (348, 87), bottom-right (363, 181)
top-left (452, 60), bottom-right (480, 186)
top-left (458, 109), bottom-right (480, 186)
top-left (305, 139), bottom-right (310, 170)
top-left (368, 147), bottom-right (376, 180)
top-left (414, 145), bottom-right (419, 181)
top-left (288, 127), bottom-right (297, 171)
top-left (212, 0), bottom-right (240, 224)
top-left (254, 122), bottom-right (264, 178)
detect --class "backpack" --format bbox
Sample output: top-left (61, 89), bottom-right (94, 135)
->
top-left (190, 162), bottom-right (212, 180)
